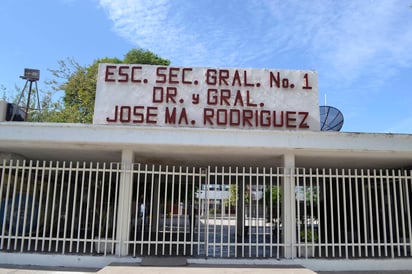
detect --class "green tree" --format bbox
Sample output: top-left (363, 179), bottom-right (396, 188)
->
top-left (46, 49), bottom-right (170, 123)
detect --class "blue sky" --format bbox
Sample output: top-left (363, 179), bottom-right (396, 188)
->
top-left (1, 0), bottom-right (411, 133)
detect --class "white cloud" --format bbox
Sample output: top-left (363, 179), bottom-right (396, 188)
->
top-left (98, 0), bottom-right (412, 82)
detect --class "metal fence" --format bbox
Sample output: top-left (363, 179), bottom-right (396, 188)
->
top-left (0, 160), bottom-right (120, 255)
top-left (0, 160), bottom-right (411, 259)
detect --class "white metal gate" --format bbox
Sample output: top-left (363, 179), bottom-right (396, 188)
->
top-left (127, 165), bottom-right (283, 258)
top-left (1, 160), bottom-right (411, 259)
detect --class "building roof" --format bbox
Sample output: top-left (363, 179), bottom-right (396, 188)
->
top-left (1, 122), bottom-right (412, 169)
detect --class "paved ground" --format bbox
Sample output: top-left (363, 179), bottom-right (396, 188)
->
top-left (1, 265), bottom-right (412, 274)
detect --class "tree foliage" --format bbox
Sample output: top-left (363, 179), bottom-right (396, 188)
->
top-left (45, 49), bottom-right (170, 123)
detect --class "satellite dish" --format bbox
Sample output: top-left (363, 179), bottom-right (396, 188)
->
top-left (320, 106), bottom-right (344, 131)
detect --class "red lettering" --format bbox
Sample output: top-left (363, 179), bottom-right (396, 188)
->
top-left (219, 70), bottom-right (229, 86)
top-left (233, 90), bottom-right (244, 106)
top-left (203, 108), bottom-right (214, 125)
top-left (165, 107), bottom-right (177, 124)
top-left (220, 89), bottom-right (231, 106)
top-left (131, 66), bottom-right (142, 83)
top-left (270, 71), bottom-right (280, 88)
top-left (216, 109), bottom-right (227, 125)
top-left (206, 69), bottom-right (217, 85)
top-left (244, 71), bottom-right (254, 87)
top-left (166, 87), bottom-right (177, 103)
top-left (105, 65), bottom-right (116, 82)
top-left (146, 107), bottom-right (157, 124)
top-left (118, 66), bottom-right (129, 82)
top-left (207, 89), bottom-right (218, 105)
top-left (182, 68), bottom-right (192, 84)
top-left (132, 106), bottom-right (144, 123)
top-left (230, 109), bottom-right (240, 126)
top-left (273, 111), bottom-right (284, 127)
top-left (246, 90), bottom-right (257, 107)
top-left (106, 105), bottom-right (118, 122)
top-left (232, 70), bottom-right (241, 86)
top-left (169, 67), bottom-right (179, 84)
top-left (156, 67), bottom-right (167, 83)
top-left (299, 112), bottom-right (309, 128)
top-left (286, 111), bottom-right (297, 128)
top-left (120, 106), bottom-right (131, 122)
top-left (260, 110), bottom-right (271, 127)
top-left (242, 110), bottom-right (253, 127)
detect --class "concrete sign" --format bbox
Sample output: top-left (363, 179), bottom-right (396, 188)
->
top-left (93, 64), bottom-right (320, 130)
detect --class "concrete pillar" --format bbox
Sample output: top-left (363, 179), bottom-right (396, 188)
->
top-left (116, 149), bottom-right (134, 256)
top-left (282, 153), bottom-right (296, 258)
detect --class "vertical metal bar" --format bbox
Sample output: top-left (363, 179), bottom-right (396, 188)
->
top-left (161, 165), bottom-right (168, 256)
top-left (219, 166), bottom-right (224, 257)
top-left (197, 167), bottom-right (203, 257)
top-left (27, 161), bottom-right (39, 251)
top-left (190, 167), bottom-right (196, 256)
top-left (147, 165), bottom-right (155, 255)
top-left (77, 162), bottom-right (86, 253)
top-left (379, 169), bottom-right (388, 256)
top-left (234, 166), bottom-right (238, 258)
top-left (355, 169), bottom-right (361, 257)
top-left (35, 161), bottom-right (46, 251)
top-left (140, 164), bottom-right (147, 254)
top-left (82, 163), bottom-right (92, 253)
top-left (177, 166), bottom-right (183, 255)
top-left (154, 166), bottom-right (162, 256)
top-left (0, 160), bottom-right (7, 249)
top-left (96, 163), bottom-right (105, 254)
top-left (248, 167), bottom-right (252, 257)
top-left (360, 170), bottom-right (368, 257)
top-left (310, 168), bottom-right (315, 256)
top-left (1, 160), bottom-right (14, 249)
top-left (168, 166), bottom-right (175, 255)
top-left (90, 163), bottom-right (99, 254)
top-left (393, 170), bottom-right (401, 257)
top-left (374, 169), bottom-right (381, 257)
top-left (316, 168), bottom-right (321, 257)
top-left (404, 170), bottom-right (412, 256)
top-left (22, 160), bottom-right (34, 252)
top-left (112, 163), bottom-right (120, 255)
top-left (41, 162), bottom-right (52, 251)
top-left (183, 167), bottom-right (189, 255)
top-left (367, 169), bottom-right (375, 257)
top-left (131, 164), bottom-right (142, 257)
top-left (55, 161), bottom-right (66, 252)
top-left (105, 163), bottom-right (114, 255)
top-left (86, 163), bottom-right (96, 253)
top-left (90, 163), bottom-right (103, 252)
top-left (48, 161), bottom-right (59, 252)
top-left (241, 166), bottom-right (245, 258)
top-left (15, 160), bottom-right (27, 251)
top-left (398, 169), bottom-right (407, 257)
top-left (391, 169), bottom-right (400, 257)
top-left (68, 162), bottom-right (79, 253)
top-left (322, 168), bottom-right (328, 258)
top-left (254, 168), bottom-right (258, 258)
top-left (335, 169), bottom-right (341, 258)
top-left (133, 163), bottom-right (141, 257)
top-left (385, 169), bottom-right (394, 257)
top-left (262, 167), bottom-right (267, 258)
top-left (296, 168), bottom-right (301, 257)
top-left (61, 162), bottom-right (73, 254)
top-left (213, 166), bottom-right (220, 257)
top-left (347, 169), bottom-right (354, 257)
top-left (276, 168), bottom-right (280, 259)
top-left (342, 169), bottom-right (348, 258)
top-left (268, 167), bottom-right (273, 258)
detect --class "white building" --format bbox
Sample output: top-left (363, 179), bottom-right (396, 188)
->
top-left (0, 64), bottom-right (411, 270)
